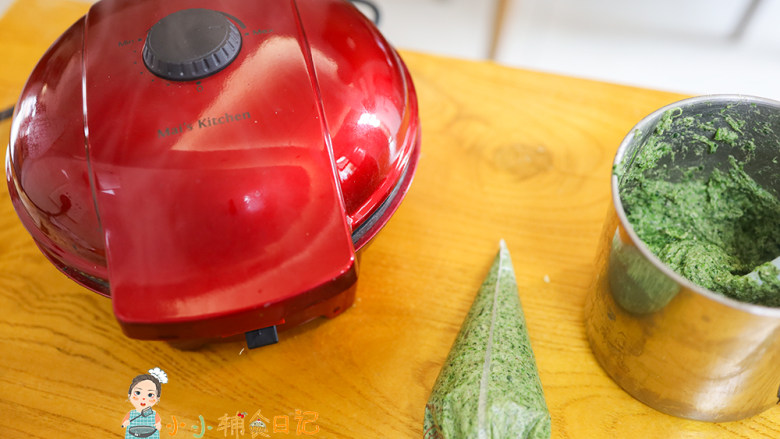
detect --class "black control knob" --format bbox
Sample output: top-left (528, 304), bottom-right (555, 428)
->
top-left (142, 8), bottom-right (242, 81)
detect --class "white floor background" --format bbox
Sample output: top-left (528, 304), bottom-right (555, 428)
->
top-left (373, 0), bottom-right (780, 100)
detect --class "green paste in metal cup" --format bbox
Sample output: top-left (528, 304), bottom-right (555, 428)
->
top-left (586, 95), bottom-right (780, 422)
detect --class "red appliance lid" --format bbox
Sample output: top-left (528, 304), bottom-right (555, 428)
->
top-left (6, 0), bottom-right (421, 343)
top-left (83, 0), bottom-right (355, 337)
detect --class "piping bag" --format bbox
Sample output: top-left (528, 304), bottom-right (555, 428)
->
top-left (424, 241), bottom-right (551, 439)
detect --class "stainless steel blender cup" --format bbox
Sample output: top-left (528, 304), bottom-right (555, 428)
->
top-left (586, 95), bottom-right (780, 422)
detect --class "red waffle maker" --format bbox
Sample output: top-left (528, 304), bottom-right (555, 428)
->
top-left (6, 0), bottom-right (420, 347)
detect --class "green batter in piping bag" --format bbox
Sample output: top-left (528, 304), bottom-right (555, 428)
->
top-left (424, 241), bottom-right (551, 439)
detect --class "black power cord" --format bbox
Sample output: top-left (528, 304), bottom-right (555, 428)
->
top-left (0, 106), bottom-right (13, 122)
top-left (347, 0), bottom-right (380, 26)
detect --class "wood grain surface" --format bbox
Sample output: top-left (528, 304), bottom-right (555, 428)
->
top-left (1, 1), bottom-right (779, 438)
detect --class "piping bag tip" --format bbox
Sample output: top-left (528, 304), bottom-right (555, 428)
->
top-left (424, 240), bottom-right (551, 439)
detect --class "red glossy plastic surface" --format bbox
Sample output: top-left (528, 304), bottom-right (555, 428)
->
top-left (6, 0), bottom-right (420, 341)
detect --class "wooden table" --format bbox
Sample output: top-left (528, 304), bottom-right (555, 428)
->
top-left (1, 1), bottom-right (778, 438)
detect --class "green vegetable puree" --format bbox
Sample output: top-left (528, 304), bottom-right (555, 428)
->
top-left (619, 107), bottom-right (780, 307)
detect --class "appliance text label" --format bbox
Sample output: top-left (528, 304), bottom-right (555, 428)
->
top-left (157, 112), bottom-right (252, 138)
